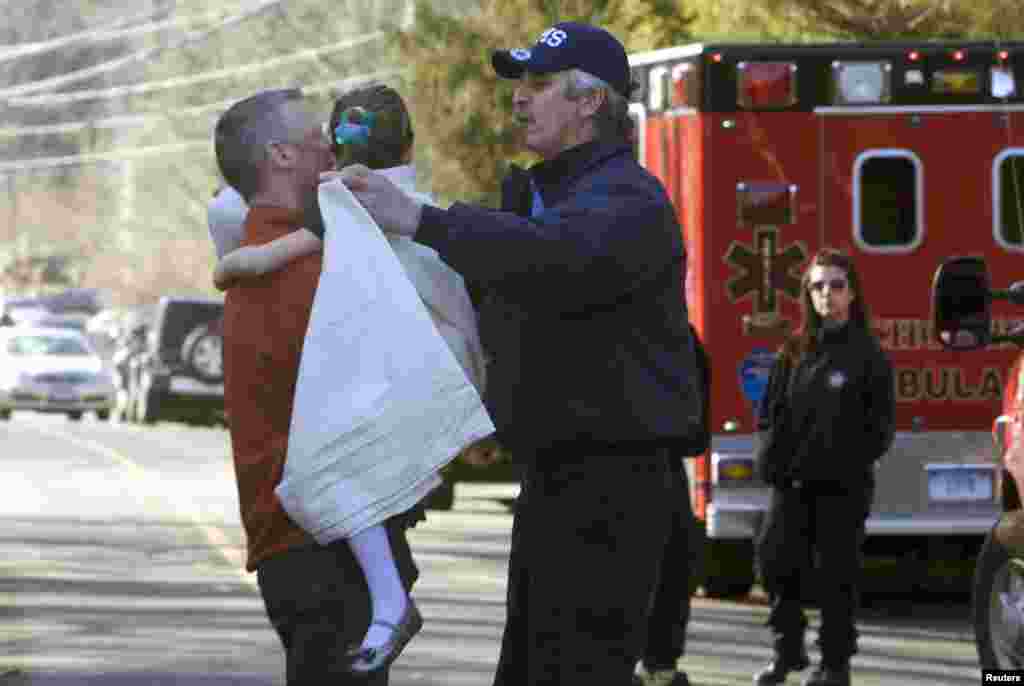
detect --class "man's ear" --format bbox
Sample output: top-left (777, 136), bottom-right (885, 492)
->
top-left (579, 87), bottom-right (607, 119)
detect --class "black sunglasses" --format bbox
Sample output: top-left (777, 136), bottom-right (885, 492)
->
top-left (808, 278), bottom-right (848, 292)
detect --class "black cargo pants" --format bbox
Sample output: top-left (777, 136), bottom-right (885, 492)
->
top-left (492, 450), bottom-right (674, 686)
top-left (756, 482), bottom-right (872, 665)
top-left (640, 461), bottom-right (698, 671)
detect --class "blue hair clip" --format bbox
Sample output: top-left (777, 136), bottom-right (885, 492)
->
top-left (334, 107), bottom-right (377, 146)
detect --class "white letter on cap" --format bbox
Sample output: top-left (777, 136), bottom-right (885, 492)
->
top-left (538, 28), bottom-right (568, 47)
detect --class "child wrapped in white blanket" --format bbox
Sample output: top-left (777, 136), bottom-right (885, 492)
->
top-left (211, 85), bottom-right (493, 674)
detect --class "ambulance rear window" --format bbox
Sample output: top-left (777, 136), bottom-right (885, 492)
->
top-left (854, 151), bottom-right (922, 252)
top-left (995, 151), bottom-right (1024, 249)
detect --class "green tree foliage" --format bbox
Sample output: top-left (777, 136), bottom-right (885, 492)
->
top-left (718, 0), bottom-right (1024, 40)
top-left (2, 1), bottom-right (397, 304)
top-left (397, 0), bottom-right (696, 206)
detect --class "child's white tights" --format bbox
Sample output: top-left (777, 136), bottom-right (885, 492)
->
top-left (348, 523), bottom-right (410, 649)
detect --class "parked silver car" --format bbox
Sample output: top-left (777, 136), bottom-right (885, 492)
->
top-left (0, 326), bottom-right (117, 421)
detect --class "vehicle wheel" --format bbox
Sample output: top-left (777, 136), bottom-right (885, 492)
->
top-left (701, 537), bottom-right (756, 599)
top-left (67, 411), bottom-right (83, 421)
top-left (423, 479), bottom-right (456, 511)
top-left (181, 324), bottom-right (223, 384)
top-left (96, 410), bottom-right (110, 421)
top-left (975, 519), bottom-right (1024, 669)
top-left (136, 374), bottom-right (161, 425)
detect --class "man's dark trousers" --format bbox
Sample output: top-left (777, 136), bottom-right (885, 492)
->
top-left (756, 484), bottom-right (872, 665)
top-left (256, 514), bottom-right (420, 685)
top-left (640, 462), bottom-right (697, 672)
top-left (492, 449), bottom-right (674, 686)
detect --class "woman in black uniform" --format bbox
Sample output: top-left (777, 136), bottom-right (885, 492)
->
top-left (753, 249), bottom-right (894, 686)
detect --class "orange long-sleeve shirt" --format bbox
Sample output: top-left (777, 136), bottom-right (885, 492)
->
top-left (222, 206), bottom-right (319, 571)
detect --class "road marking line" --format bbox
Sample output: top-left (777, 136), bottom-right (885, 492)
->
top-left (31, 425), bottom-right (256, 588)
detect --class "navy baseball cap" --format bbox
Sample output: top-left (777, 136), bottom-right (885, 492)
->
top-left (492, 22), bottom-right (633, 98)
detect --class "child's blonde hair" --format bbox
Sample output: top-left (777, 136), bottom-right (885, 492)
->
top-left (329, 84), bottom-right (414, 170)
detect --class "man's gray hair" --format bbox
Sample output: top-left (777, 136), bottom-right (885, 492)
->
top-left (563, 69), bottom-right (633, 142)
top-left (214, 88), bottom-right (307, 202)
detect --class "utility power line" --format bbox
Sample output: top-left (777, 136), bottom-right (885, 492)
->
top-left (0, 141), bottom-right (208, 173)
top-left (0, 69), bottom-right (400, 139)
top-left (0, 0), bottom-right (286, 99)
top-left (0, 5), bottom-right (245, 64)
top-left (0, 69), bottom-right (401, 171)
top-left (0, 5), bottom-right (168, 56)
top-left (7, 33), bottom-right (384, 107)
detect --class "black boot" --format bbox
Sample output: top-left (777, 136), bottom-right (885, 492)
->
top-left (802, 662), bottom-right (850, 686)
top-left (753, 635), bottom-right (810, 686)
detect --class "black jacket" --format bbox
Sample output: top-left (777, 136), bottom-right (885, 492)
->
top-left (416, 140), bottom-right (704, 457)
top-left (757, 322), bottom-right (895, 489)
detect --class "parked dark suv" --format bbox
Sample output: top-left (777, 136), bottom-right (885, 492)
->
top-left (115, 295), bottom-right (225, 426)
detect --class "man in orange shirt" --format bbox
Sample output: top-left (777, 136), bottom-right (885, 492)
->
top-left (212, 88), bottom-right (424, 684)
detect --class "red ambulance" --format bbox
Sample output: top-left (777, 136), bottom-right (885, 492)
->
top-left (627, 41), bottom-right (1024, 597)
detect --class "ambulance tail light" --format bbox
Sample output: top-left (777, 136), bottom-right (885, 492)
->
top-left (671, 62), bottom-right (700, 107)
top-left (712, 452), bottom-right (756, 485)
top-left (993, 65), bottom-right (1016, 98)
top-left (933, 67), bottom-right (982, 95)
top-left (737, 61), bottom-right (797, 109)
top-left (993, 50), bottom-right (1017, 99)
top-left (737, 182), bottom-right (798, 226)
top-left (831, 60), bottom-right (892, 105)
top-left (648, 65), bottom-right (670, 112)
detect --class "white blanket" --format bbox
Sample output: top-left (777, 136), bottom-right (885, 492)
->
top-left (275, 176), bottom-right (495, 543)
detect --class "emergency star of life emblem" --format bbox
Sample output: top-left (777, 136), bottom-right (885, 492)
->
top-left (724, 227), bottom-right (807, 335)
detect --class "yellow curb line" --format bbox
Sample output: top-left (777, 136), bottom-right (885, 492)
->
top-left (32, 425), bottom-right (255, 589)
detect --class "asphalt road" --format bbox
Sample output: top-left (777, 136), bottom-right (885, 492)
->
top-left (0, 413), bottom-right (984, 685)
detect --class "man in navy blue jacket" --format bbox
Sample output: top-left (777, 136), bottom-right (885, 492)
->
top-left (341, 22), bottom-right (704, 686)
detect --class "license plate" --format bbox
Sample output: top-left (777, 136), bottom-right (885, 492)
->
top-left (49, 384), bottom-right (77, 403)
top-left (926, 464), bottom-right (994, 503)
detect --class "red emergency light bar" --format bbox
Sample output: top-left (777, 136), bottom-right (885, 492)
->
top-left (737, 61), bottom-right (797, 109)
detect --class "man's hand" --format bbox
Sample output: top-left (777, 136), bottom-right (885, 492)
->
top-left (458, 435), bottom-right (506, 468)
top-left (326, 164), bottom-right (424, 237)
top-left (213, 261), bottom-right (237, 291)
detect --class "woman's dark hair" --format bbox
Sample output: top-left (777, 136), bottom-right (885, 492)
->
top-left (328, 84), bottom-right (414, 169)
top-left (781, 248), bottom-right (872, 365)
